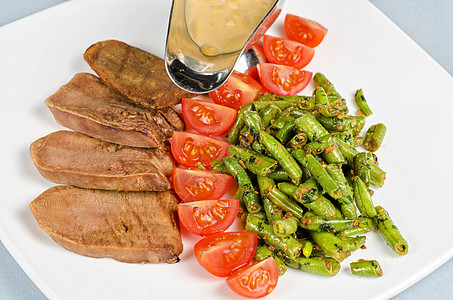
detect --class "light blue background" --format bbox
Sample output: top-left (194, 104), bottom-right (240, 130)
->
top-left (1, 0), bottom-right (452, 299)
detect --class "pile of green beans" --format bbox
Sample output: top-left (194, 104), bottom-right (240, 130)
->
top-left (212, 73), bottom-right (408, 278)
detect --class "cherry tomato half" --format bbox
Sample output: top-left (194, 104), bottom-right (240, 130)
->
top-left (209, 71), bottom-right (262, 110)
top-left (172, 167), bottom-right (232, 203)
top-left (194, 232), bottom-right (257, 277)
top-left (170, 131), bottom-right (230, 168)
top-left (263, 35), bottom-right (315, 69)
top-left (181, 98), bottom-right (237, 136)
top-left (177, 199), bottom-right (239, 236)
top-left (285, 14), bottom-right (328, 48)
top-left (257, 63), bottom-right (312, 96)
top-left (226, 257), bottom-right (279, 298)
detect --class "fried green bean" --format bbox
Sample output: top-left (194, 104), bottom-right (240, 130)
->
top-left (286, 132), bottom-right (308, 149)
top-left (254, 244), bottom-right (287, 276)
top-left (267, 168), bottom-right (291, 181)
top-left (281, 253), bottom-right (341, 276)
top-left (259, 129), bottom-right (303, 184)
top-left (257, 175), bottom-right (283, 224)
top-left (363, 123), bottom-right (387, 152)
top-left (353, 176), bottom-right (377, 218)
top-left (326, 164), bottom-right (357, 219)
top-left (273, 216), bottom-right (299, 237)
top-left (246, 214), bottom-right (302, 259)
top-left (313, 73), bottom-right (342, 98)
top-left (259, 104), bottom-right (281, 128)
top-left (354, 89), bottom-right (373, 117)
top-left (337, 217), bottom-right (373, 237)
top-left (222, 157), bottom-right (261, 213)
top-left (353, 152), bottom-right (373, 186)
top-left (291, 148), bottom-right (341, 199)
top-left (265, 186), bottom-right (304, 220)
top-left (227, 145), bottom-right (278, 176)
top-left (294, 113), bottom-right (330, 142)
top-left (373, 206), bottom-right (409, 255)
top-left (309, 231), bottom-right (352, 262)
top-left (350, 260), bottom-right (383, 277)
top-left (299, 212), bottom-right (355, 233)
top-left (226, 103), bottom-right (253, 144)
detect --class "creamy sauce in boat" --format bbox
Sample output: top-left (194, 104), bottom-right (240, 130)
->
top-left (185, 0), bottom-right (276, 56)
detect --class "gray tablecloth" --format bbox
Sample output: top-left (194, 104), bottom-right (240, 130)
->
top-left (1, 0), bottom-right (452, 299)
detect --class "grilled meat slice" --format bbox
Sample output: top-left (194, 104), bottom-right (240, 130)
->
top-left (84, 40), bottom-right (194, 109)
top-left (30, 130), bottom-right (175, 191)
top-left (45, 73), bottom-right (183, 148)
top-left (30, 186), bottom-right (183, 264)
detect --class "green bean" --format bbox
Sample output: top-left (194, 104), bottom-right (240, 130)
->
top-left (210, 160), bottom-right (228, 174)
top-left (309, 231), bottom-right (352, 262)
top-left (294, 113), bottom-right (330, 142)
top-left (253, 99), bottom-right (297, 112)
top-left (254, 244), bottom-right (287, 275)
top-left (227, 145), bottom-right (278, 176)
top-left (286, 132), bottom-right (308, 149)
top-left (291, 178), bottom-right (321, 204)
top-left (246, 214), bottom-right (302, 259)
top-left (259, 129), bottom-right (303, 184)
top-left (291, 148), bottom-right (341, 199)
top-left (222, 157), bottom-right (261, 213)
top-left (337, 217), bottom-right (373, 237)
top-left (373, 206), bottom-right (409, 255)
top-left (354, 89), bottom-right (373, 117)
top-left (299, 212), bottom-right (355, 233)
top-left (265, 186), bottom-right (304, 220)
top-left (267, 168), bottom-right (291, 181)
top-left (273, 216), bottom-right (299, 237)
top-left (350, 260), bottom-right (383, 277)
top-left (341, 235), bottom-right (366, 251)
top-left (353, 152), bottom-right (373, 186)
top-left (226, 103), bottom-right (253, 144)
top-left (281, 253), bottom-right (341, 276)
top-left (257, 176), bottom-right (283, 224)
top-left (325, 164), bottom-right (358, 219)
top-left (305, 196), bottom-right (343, 218)
top-left (320, 136), bottom-right (346, 165)
top-left (304, 141), bottom-right (326, 155)
top-left (363, 123), bottom-right (387, 152)
top-left (353, 176), bottom-right (377, 218)
top-left (272, 107), bottom-right (296, 130)
top-left (300, 240), bottom-right (313, 258)
top-left (259, 104), bottom-right (281, 128)
top-left (275, 122), bottom-right (296, 144)
top-left (331, 130), bottom-right (354, 146)
top-left (313, 73), bottom-right (342, 98)
top-left (243, 110), bottom-right (264, 132)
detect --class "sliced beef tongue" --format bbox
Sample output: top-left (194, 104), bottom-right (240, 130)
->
top-left (45, 73), bottom-right (183, 148)
top-left (30, 130), bottom-right (175, 191)
top-left (30, 186), bottom-right (183, 264)
top-left (84, 39), bottom-right (194, 109)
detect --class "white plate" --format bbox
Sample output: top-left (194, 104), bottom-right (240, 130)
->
top-left (1, 0), bottom-right (453, 299)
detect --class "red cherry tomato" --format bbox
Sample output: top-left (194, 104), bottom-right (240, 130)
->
top-left (170, 132), bottom-right (230, 168)
top-left (257, 63), bottom-right (312, 96)
top-left (226, 257), bottom-right (279, 298)
top-left (194, 232), bottom-right (257, 277)
top-left (177, 199), bottom-right (239, 236)
top-left (172, 167), bottom-right (232, 203)
top-left (263, 35), bottom-right (315, 69)
top-left (209, 71), bottom-right (262, 110)
top-left (285, 14), bottom-right (328, 48)
top-left (181, 98), bottom-right (237, 136)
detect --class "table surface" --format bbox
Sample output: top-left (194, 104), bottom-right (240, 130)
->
top-left (1, 0), bottom-right (452, 299)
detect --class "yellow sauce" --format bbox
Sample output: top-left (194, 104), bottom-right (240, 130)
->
top-left (185, 0), bottom-right (276, 56)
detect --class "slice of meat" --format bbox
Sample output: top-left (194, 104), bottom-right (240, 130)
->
top-left (84, 40), bottom-right (194, 109)
top-left (30, 186), bottom-right (183, 264)
top-left (45, 73), bottom-right (184, 148)
top-left (158, 107), bottom-right (185, 132)
top-left (30, 130), bottom-right (175, 191)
